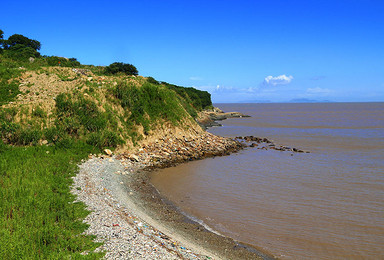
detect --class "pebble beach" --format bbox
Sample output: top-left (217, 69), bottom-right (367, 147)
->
top-left (71, 132), bottom-right (274, 259)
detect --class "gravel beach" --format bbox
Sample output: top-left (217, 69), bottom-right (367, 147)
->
top-left (71, 133), bottom-right (275, 259)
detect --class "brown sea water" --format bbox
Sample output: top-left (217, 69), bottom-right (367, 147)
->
top-left (151, 103), bottom-right (384, 259)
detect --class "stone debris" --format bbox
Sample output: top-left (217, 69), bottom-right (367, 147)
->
top-left (72, 132), bottom-right (307, 259)
top-left (72, 156), bottom-right (197, 259)
top-left (236, 136), bottom-right (310, 153)
top-left (71, 132), bottom-right (244, 259)
top-left (117, 132), bottom-right (244, 169)
top-left (72, 68), bottom-right (90, 76)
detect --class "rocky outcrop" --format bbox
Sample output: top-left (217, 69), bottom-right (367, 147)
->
top-left (236, 136), bottom-right (310, 153)
top-left (196, 107), bottom-right (250, 129)
top-left (116, 132), bottom-right (245, 169)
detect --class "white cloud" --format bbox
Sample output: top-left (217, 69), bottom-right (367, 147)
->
top-left (264, 75), bottom-right (293, 86)
top-left (306, 87), bottom-right (333, 95)
top-left (215, 85), bottom-right (234, 92)
top-left (191, 85), bottom-right (234, 93)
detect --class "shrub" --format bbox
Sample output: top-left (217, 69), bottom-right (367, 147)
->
top-left (113, 81), bottom-right (187, 134)
top-left (0, 139), bottom-right (8, 153)
top-left (162, 82), bottom-right (212, 110)
top-left (45, 56), bottom-right (80, 67)
top-left (3, 45), bottom-right (40, 60)
top-left (10, 128), bottom-right (42, 145)
top-left (44, 127), bottom-right (64, 144)
top-left (0, 66), bottom-right (21, 105)
top-left (86, 131), bottom-right (123, 149)
top-left (86, 132), bottom-right (103, 148)
top-left (32, 106), bottom-right (47, 118)
top-left (105, 62), bottom-right (138, 76)
top-left (146, 76), bottom-right (159, 85)
top-left (103, 130), bottom-right (124, 147)
top-left (55, 135), bottom-right (75, 149)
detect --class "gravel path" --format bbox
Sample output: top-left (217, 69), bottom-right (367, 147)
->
top-left (72, 156), bottom-right (214, 260)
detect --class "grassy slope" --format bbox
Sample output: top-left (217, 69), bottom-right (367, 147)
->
top-left (0, 55), bottom-right (211, 259)
top-left (0, 143), bottom-right (103, 259)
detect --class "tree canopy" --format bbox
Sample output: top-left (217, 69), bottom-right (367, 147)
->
top-left (5, 34), bottom-right (41, 50)
top-left (105, 62), bottom-right (138, 76)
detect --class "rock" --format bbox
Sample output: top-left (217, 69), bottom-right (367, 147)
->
top-left (129, 154), bottom-right (140, 162)
top-left (104, 149), bottom-right (113, 156)
top-left (213, 107), bottom-right (224, 113)
top-left (41, 140), bottom-right (48, 145)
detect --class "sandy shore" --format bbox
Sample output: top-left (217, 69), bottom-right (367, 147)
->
top-left (71, 133), bottom-right (276, 259)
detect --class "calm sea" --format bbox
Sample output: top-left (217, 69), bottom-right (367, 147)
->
top-left (151, 103), bottom-right (384, 259)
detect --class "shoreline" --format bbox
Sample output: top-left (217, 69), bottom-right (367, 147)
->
top-left (72, 132), bottom-right (276, 259)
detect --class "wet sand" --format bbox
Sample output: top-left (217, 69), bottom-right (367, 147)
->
top-left (127, 167), bottom-right (275, 259)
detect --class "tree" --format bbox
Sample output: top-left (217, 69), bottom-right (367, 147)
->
top-left (105, 62), bottom-right (138, 76)
top-left (5, 34), bottom-right (41, 51)
top-left (0, 29), bottom-right (4, 51)
top-left (4, 44), bottom-right (40, 60)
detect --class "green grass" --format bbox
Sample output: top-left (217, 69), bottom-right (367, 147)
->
top-left (0, 142), bottom-right (104, 259)
top-left (113, 81), bottom-right (188, 134)
top-left (0, 64), bottom-right (21, 105)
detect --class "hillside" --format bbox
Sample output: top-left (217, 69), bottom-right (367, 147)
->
top-left (0, 56), bottom-right (213, 152)
top-left (0, 47), bottom-right (219, 259)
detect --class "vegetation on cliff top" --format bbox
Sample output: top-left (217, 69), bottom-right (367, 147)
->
top-left (0, 29), bottom-right (212, 259)
top-left (0, 29), bottom-right (212, 148)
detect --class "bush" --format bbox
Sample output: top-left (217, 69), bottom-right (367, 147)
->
top-left (3, 45), bottom-right (40, 60)
top-left (86, 131), bottom-right (123, 149)
top-left (44, 127), bottom-right (63, 144)
top-left (0, 65), bottom-right (21, 105)
top-left (10, 128), bottom-right (42, 145)
top-left (0, 139), bottom-right (8, 153)
top-left (162, 82), bottom-right (212, 111)
top-left (32, 106), bottom-right (47, 118)
top-left (105, 62), bottom-right (138, 76)
top-left (146, 76), bottom-right (159, 85)
top-left (113, 81), bottom-right (186, 134)
top-left (45, 56), bottom-right (80, 67)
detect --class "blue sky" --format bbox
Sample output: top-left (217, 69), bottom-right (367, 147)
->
top-left (1, 0), bottom-right (383, 103)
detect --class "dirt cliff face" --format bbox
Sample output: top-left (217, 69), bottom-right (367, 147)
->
top-left (1, 66), bottom-right (205, 151)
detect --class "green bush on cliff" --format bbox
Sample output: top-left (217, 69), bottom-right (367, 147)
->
top-left (105, 62), bottom-right (138, 76)
top-left (45, 56), bottom-right (81, 67)
top-left (54, 93), bottom-right (123, 147)
top-left (113, 81), bottom-right (187, 134)
top-left (161, 82), bottom-right (212, 110)
top-left (0, 65), bottom-right (21, 105)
